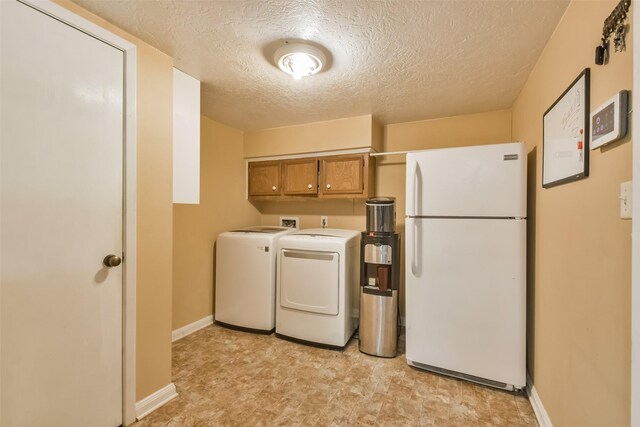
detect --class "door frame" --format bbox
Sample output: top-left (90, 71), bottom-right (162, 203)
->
top-left (632, 3), bottom-right (639, 425)
top-left (17, 0), bottom-right (138, 424)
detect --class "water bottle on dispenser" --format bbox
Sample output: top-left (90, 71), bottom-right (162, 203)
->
top-left (359, 197), bottom-right (400, 358)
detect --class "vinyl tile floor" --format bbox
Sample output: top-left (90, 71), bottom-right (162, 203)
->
top-left (135, 324), bottom-right (537, 426)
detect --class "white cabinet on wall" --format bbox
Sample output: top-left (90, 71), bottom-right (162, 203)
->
top-left (173, 68), bottom-right (200, 204)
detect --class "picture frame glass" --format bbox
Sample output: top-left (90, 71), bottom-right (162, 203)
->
top-left (542, 68), bottom-right (590, 188)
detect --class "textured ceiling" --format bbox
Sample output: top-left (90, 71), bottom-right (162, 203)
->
top-left (74, 0), bottom-right (569, 131)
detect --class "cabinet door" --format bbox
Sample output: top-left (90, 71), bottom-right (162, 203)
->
top-left (283, 158), bottom-right (318, 195)
top-left (248, 161), bottom-right (281, 196)
top-left (321, 155), bottom-right (364, 195)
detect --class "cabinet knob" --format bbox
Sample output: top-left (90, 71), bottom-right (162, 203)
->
top-left (326, 184), bottom-right (331, 189)
top-left (272, 186), bottom-right (277, 191)
top-left (307, 184), bottom-right (313, 189)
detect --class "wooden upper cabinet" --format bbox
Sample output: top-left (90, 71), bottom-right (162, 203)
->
top-left (248, 161), bottom-right (281, 196)
top-left (282, 158), bottom-right (318, 195)
top-left (321, 155), bottom-right (365, 196)
top-left (248, 153), bottom-right (374, 200)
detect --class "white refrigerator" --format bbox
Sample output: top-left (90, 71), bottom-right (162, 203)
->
top-left (405, 142), bottom-right (526, 391)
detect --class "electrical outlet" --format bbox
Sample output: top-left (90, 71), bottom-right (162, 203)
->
top-left (620, 181), bottom-right (632, 219)
top-left (321, 216), bottom-right (328, 228)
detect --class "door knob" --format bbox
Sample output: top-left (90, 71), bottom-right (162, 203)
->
top-left (307, 184), bottom-right (313, 189)
top-left (271, 186), bottom-right (277, 191)
top-left (326, 184), bottom-right (331, 189)
top-left (103, 254), bottom-right (122, 268)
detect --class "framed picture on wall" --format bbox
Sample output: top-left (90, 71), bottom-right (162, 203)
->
top-left (542, 68), bottom-right (590, 188)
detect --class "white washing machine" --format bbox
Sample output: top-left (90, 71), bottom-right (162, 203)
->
top-left (215, 226), bottom-right (295, 333)
top-left (276, 228), bottom-right (360, 348)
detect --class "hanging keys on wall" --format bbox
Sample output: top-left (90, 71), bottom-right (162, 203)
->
top-left (596, 0), bottom-right (630, 65)
top-left (595, 38), bottom-right (609, 65)
top-left (613, 21), bottom-right (626, 52)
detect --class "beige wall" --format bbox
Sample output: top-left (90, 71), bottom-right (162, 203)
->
top-left (380, 109), bottom-right (513, 224)
top-left (61, 4), bottom-right (633, 424)
top-left (512, 1), bottom-right (632, 426)
top-left (258, 199), bottom-right (368, 230)
top-left (244, 114), bottom-right (379, 158)
top-left (257, 109), bottom-right (511, 229)
top-left (258, 110), bottom-right (513, 314)
top-left (380, 110), bottom-right (512, 313)
top-left (57, 1), bottom-right (174, 401)
top-left (248, 112), bottom-right (386, 244)
top-left (173, 117), bottom-right (261, 330)
top-left (134, 44), bottom-right (174, 401)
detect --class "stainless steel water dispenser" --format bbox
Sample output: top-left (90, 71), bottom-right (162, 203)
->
top-left (359, 197), bottom-right (400, 358)
top-left (365, 197), bottom-right (396, 233)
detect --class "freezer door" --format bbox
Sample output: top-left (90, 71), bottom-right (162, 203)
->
top-left (406, 142), bottom-right (526, 218)
top-left (405, 217), bottom-right (526, 388)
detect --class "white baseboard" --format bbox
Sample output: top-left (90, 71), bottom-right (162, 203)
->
top-left (135, 383), bottom-right (178, 420)
top-left (527, 374), bottom-right (553, 427)
top-left (171, 315), bottom-right (213, 342)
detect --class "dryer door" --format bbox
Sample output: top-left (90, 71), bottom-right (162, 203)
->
top-left (280, 249), bottom-right (340, 315)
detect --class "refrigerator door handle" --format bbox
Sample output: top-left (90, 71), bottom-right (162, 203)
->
top-left (411, 218), bottom-right (421, 277)
top-left (406, 158), bottom-right (420, 217)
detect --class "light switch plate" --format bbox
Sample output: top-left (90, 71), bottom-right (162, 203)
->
top-left (620, 181), bottom-right (632, 219)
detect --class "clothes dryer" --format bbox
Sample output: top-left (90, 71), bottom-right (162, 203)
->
top-left (276, 228), bottom-right (360, 348)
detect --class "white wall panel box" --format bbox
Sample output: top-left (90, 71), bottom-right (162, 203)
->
top-left (173, 68), bottom-right (200, 204)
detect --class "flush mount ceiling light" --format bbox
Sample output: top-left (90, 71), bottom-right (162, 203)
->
top-left (274, 42), bottom-right (326, 80)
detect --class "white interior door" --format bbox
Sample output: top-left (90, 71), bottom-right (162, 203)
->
top-left (405, 217), bottom-right (526, 388)
top-left (1, 1), bottom-right (124, 425)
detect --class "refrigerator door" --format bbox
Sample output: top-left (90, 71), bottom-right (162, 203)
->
top-left (406, 142), bottom-right (526, 218)
top-left (405, 217), bottom-right (526, 389)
